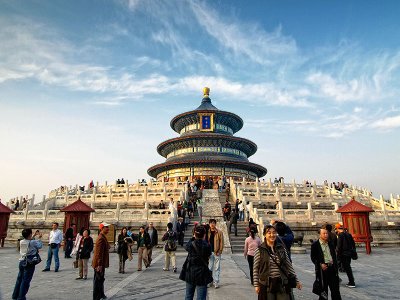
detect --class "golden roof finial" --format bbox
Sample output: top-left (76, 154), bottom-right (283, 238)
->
top-left (203, 87), bottom-right (210, 97)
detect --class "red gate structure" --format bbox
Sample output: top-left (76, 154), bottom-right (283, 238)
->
top-left (60, 197), bottom-right (95, 236)
top-left (337, 197), bottom-right (374, 254)
top-left (0, 202), bottom-right (14, 247)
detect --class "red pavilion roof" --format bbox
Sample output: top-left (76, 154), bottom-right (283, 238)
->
top-left (336, 198), bottom-right (374, 213)
top-left (0, 202), bottom-right (14, 214)
top-left (60, 198), bottom-right (95, 212)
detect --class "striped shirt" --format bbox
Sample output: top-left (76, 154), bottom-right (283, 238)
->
top-left (253, 244), bottom-right (297, 288)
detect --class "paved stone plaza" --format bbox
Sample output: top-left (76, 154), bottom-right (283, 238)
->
top-left (0, 245), bottom-right (398, 300)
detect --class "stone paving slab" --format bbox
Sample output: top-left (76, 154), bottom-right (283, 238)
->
top-left (0, 245), bottom-right (399, 299)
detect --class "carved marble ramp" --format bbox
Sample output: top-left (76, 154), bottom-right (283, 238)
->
top-left (201, 189), bottom-right (232, 254)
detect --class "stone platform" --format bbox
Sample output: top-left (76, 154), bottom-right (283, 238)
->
top-left (0, 245), bottom-right (399, 299)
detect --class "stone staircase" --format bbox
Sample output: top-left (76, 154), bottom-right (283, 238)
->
top-left (229, 221), bottom-right (248, 254)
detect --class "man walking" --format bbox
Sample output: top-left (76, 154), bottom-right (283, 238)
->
top-left (146, 222), bottom-right (158, 266)
top-left (137, 225), bottom-right (151, 271)
top-left (161, 222), bottom-right (178, 272)
top-left (92, 222), bottom-right (110, 300)
top-left (43, 222), bottom-right (63, 272)
top-left (311, 225), bottom-right (342, 300)
top-left (337, 225), bottom-right (356, 288)
top-left (229, 209), bottom-right (238, 236)
top-left (176, 217), bottom-right (185, 246)
top-left (207, 219), bottom-right (224, 288)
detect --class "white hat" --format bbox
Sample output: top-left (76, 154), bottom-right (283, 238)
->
top-left (99, 222), bottom-right (111, 230)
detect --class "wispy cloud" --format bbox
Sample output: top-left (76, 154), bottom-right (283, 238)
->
top-left (179, 76), bottom-right (312, 108)
top-left (370, 115), bottom-right (400, 130)
top-left (191, 1), bottom-right (297, 66)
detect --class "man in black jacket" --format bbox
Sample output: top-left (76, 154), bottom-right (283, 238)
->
top-left (337, 226), bottom-right (356, 288)
top-left (311, 225), bottom-right (342, 300)
top-left (146, 222), bottom-right (158, 266)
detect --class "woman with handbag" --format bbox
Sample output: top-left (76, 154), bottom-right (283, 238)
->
top-left (180, 225), bottom-right (212, 300)
top-left (253, 225), bottom-right (302, 300)
top-left (76, 228), bottom-right (93, 279)
top-left (13, 228), bottom-right (43, 300)
top-left (117, 227), bottom-right (129, 273)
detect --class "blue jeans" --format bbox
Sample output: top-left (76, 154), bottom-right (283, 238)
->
top-left (185, 282), bottom-right (207, 300)
top-left (12, 261), bottom-right (35, 300)
top-left (45, 245), bottom-right (60, 270)
top-left (239, 211), bottom-right (244, 221)
top-left (208, 252), bottom-right (221, 283)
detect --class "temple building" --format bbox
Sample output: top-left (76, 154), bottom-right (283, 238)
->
top-left (148, 87), bottom-right (267, 181)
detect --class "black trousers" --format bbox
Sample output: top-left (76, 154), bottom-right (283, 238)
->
top-left (93, 269), bottom-right (106, 300)
top-left (341, 255), bottom-right (355, 285)
top-left (321, 266), bottom-right (341, 300)
top-left (247, 255), bottom-right (254, 285)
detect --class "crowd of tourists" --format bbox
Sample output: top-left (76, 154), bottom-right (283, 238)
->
top-left (12, 205), bottom-right (357, 300)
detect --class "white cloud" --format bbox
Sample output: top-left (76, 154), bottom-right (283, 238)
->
top-left (307, 72), bottom-right (378, 102)
top-left (179, 76), bottom-right (312, 108)
top-left (191, 2), bottom-right (297, 66)
top-left (370, 115), bottom-right (400, 130)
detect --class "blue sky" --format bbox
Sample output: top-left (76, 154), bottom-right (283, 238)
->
top-left (0, 0), bottom-right (399, 202)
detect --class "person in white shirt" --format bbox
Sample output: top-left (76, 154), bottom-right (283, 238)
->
top-left (42, 222), bottom-right (63, 272)
top-left (12, 228), bottom-right (43, 300)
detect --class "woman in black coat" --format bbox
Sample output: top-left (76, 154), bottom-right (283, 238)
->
top-left (76, 229), bottom-right (93, 280)
top-left (180, 226), bottom-right (213, 300)
top-left (117, 227), bottom-right (129, 274)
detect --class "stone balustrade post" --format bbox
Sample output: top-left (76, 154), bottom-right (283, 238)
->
top-left (247, 201), bottom-right (254, 221)
top-left (144, 186), bottom-right (148, 202)
top-left (256, 185), bottom-right (261, 200)
top-left (278, 201), bottom-right (284, 221)
top-left (108, 186), bottom-right (112, 202)
top-left (125, 180), bottom-right (129, 202)
top-left (163, 187), bottom-right (167, 201)
top-left (390, 194), bottom-right (398, 210)
top-left (174, 180), bottom-right (178, 189)
top-left (379, 195), bottom-right (388, 220)
top-left (91, 183), bottom-right (96, 201)
top-left (143, 202), bottom-right (148, 220)
top-left (44, 201), bottom-right (49, 220)
top-left (258, 217), bottom-right (264, 237)
top-left (307, 202), bottom-right (314, 221)
top-left (116, 202), bottom-right (120, 222)
top-left (275, 186), bottom-right (280, 201)
top-left (333, 203), bottom-right (340, 221)
top-left (311, 187), bottom-right (317, 201)
top-left (268, 178), bottom-right (272, 188)
top-left (90, 203), bottom-right (95, 221)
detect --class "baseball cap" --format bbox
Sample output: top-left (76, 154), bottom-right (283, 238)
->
top-left (99, 222), bottom-right (110, 230)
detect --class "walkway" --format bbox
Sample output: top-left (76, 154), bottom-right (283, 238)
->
top-left (0, 245), bottom-right (399, 299)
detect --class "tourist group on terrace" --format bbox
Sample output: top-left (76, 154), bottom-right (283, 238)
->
top-left (12, 178), bottom-right (358, 300)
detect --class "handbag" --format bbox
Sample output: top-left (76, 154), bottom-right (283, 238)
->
top-left (312, 267), bottom-right (328, 299)
top-left (179, 256), bottom-right (189, 280)
top-left (267, 248), bottom-right (297, 288)
top-left (21, 241), bottom-right (42, 267)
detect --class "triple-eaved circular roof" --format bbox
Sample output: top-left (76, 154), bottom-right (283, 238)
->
top-left (147, 89), bottom-right (267, 179)
top-left (157, 133), bottom-right (257, 158)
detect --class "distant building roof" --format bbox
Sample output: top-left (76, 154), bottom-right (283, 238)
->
top-left (60, 198), bottom-right (95, 212)
top-left (0, 202), bottom-right (14, 214)
top-left (336, 198), bottom-right (374, 213)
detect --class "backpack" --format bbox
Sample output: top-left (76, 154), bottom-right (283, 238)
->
top-left (165, 231), bottom-right (177, 251)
